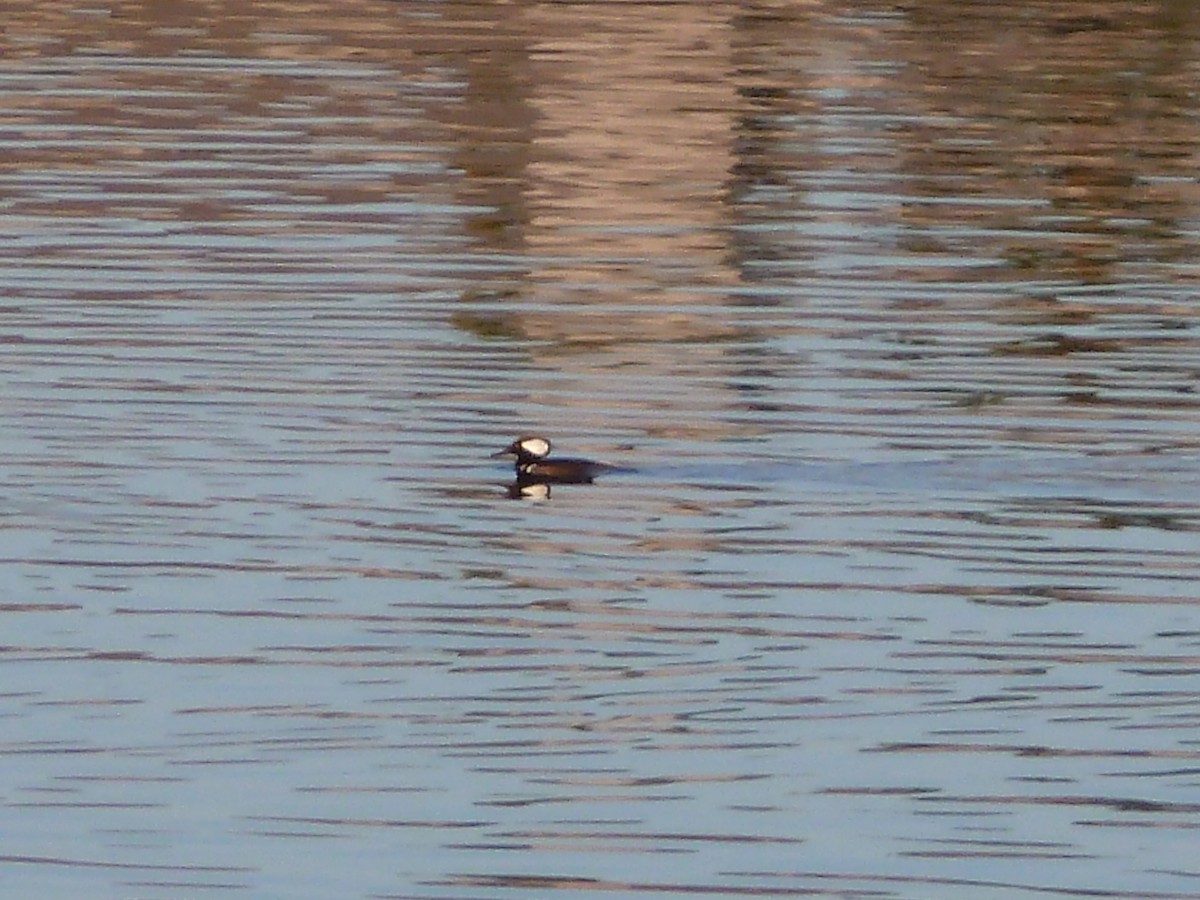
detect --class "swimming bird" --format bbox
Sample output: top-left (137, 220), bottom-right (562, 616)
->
top-left (491, 436), bottom-right (610, 484)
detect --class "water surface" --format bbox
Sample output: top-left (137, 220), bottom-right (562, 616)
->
top-left (3, 2), bottom-right (1200, 899)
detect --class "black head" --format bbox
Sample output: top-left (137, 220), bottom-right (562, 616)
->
top-left (490, 436), bottom-right (552, 463)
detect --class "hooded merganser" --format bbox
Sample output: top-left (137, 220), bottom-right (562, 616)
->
top-left (491, 436), bottom-right (610, 484)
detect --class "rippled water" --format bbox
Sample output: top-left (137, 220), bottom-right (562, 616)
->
top-left (3, 2), bottom-right (1200, 899)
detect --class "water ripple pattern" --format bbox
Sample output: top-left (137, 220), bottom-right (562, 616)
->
top-left (2, 3), bottom-right (1200, 900)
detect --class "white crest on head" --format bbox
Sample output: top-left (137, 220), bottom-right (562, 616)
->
top-left (518, 436), bottom-right (551, 458)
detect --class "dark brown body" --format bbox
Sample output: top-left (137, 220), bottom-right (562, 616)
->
top-left (514, 456), bottom-right (606, 484)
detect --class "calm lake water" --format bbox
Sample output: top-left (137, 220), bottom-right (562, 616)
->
top-left (3, 2), bottom-right (1200, 899)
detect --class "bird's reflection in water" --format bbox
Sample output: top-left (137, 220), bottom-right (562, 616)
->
top-left (505, 480), bottom-right (553, 501)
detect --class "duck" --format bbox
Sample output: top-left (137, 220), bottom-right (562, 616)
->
top-left (491, 436), bottom-right (610, 484)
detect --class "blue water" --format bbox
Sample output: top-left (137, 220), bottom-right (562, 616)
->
top-left (498, 451), bottom-right (1200, 506)
top-left (3, 3), bottom-right (1200, 900)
